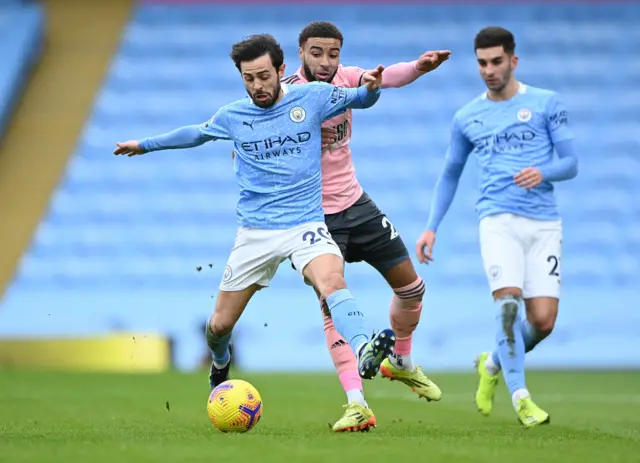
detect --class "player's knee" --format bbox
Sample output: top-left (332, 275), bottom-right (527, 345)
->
top-left (209, 315), bottom-right (233, 337)
top-left (315, 271), bottom-right (347, 299)
top-left (393, 276), bottom-right (425, 303)
top-left (493, 291), bottom-right (523, 327)
top-left (534, 320), bottom-right (555, 338)
top-left (528, 312), bottom-right (556, 338)
top-left (525, 297), bottom-right (558, 337)
top-left (493, 287), bottom-right (522, 301)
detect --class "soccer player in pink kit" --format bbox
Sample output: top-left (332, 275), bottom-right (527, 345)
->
top-left (284, 21), bottom-right (451, 432)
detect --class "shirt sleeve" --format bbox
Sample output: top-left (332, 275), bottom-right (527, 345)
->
top-left (539, 139), bottom-right (578, 182)
top-left (198, 108), bottom-right (232, 140)
top-left (425, 116), bottom-right (473, 232)
top-left (139, 125), bottom-right (212, 153)
top-left (314, 82), bottom-right (381, 121)
top-left (381, 61), bottom-right (421, 88)
top-left (545, 92), bottom-right (573, 144)
top-left (341, 66), bottom-right (367, 88)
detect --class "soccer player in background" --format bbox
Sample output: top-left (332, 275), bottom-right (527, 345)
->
top-left (284, 21), bottom-right (450, 432)
top-left (113, 34), bottom-right (399, 397)
top-left (416, 27), bottom-right (578, 428)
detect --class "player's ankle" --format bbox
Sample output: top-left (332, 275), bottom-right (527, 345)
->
top-left (212, 358), bottom-right (230, 369)
top-left (346, 389), bottom-right (368, 407)
top-left (484, 353), bottom-right (501, 376)
top-left (511, 388), bottom-right (530, 407)
top-left (389, 353), bottom-right (413, 371)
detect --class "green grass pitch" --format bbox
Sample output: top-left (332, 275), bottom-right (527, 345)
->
top-left (1, 370), bottom-right (639, 462)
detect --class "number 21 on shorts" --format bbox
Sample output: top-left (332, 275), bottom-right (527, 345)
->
top-left (382, 216), bottom-right (399, 240)
top-left (547, 255), bottom-right (560, 277)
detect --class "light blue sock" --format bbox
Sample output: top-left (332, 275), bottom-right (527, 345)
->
top-left (205, 323), bottom-right (231, 367)
top-left (494, 296), bottom-right (527, 395)
top-left (491, 318), bottom-right (543, 369)
top-left (326, 288), bottom-right (368, 357)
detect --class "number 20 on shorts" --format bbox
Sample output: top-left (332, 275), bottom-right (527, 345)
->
top-left (302, 227), bottom-right (331, 245)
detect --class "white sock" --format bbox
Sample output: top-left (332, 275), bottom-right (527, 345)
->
top-left (484, 353), bottom-right (501, 376)
top-left (389, 353), bottom-right (414, 371)
top-left (346, 389), bottom-right (368, 407)
top-left (512, 388), bottom-right (530, 407)
top-left (212, 358), bottom-right (230, 369)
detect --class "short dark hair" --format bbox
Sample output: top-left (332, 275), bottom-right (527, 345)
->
top-left (230, 34), bottom-right (284, 72)
top-left (474, 27), bottom-right (516, 55)
top-left (298, 21), bottom-right (344, 47)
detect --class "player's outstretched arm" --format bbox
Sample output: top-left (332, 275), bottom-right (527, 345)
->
top-left (114, 125), bottom-right (213, 157)
top-left (416, 118), bottom-right (472, 264)
top-left (381, 50), bottom-right (451, 89)
top-left (319, 68), bottom-right (383, 121)
top-left (348, 82), bottom-right (381, 110)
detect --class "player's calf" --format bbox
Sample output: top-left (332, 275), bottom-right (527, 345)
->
top-left (206, 318), bottom-right (233, 388)
top-left (523, 296), bottom-right (558, 349)
top-left (377, 259), bottom-right (425, 369)
top-left (387, 276), bottom-right (425, 370)
top-left (375, 261), bottom-right (441, 399)
top-left (492, 290), bottom-right (531, 407)
top-left (486, 295), bottom-right (558, 376)
top-left (303, 254), bottom-right (368, 355)
top-left (322, 310), bottom-right (367, 407)
top-left (316, 275), bottom-right (370, 410)
top-left (304, 254), bottom-right (395, 378)
top-left (207, 315), bottom-right (233, 362)
top-left (381, 279), bottom-right (441, 400)
top-left (206, 286), bottom-right (260, 388)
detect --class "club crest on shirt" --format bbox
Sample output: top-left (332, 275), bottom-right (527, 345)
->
top-left (289, 106), bottom-right (306, 123)
top-left (488, 265), bottom-right (502, 280)
top-left (517, 108), bottom-right (532, 122)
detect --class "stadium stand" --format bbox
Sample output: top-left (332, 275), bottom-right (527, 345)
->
top-left (11, 3), bottom-right (640, 290)
top-left (1, 3), bottom-right (638, 371)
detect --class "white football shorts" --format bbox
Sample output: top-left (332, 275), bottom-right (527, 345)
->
top-left (479, 213), bottom-right (562, 299)
top-left (219, 221), bottom-right (342, 291)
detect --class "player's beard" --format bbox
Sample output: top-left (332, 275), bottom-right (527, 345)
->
top-left (302, 61), bottom-right (337, 83)
top-left (250, 83), bottom-right (282, 109)
top-left (486, 65), bottom-right (512, 93)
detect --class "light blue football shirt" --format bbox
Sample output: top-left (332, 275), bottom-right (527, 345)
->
top-left (427, 83), bottom-right (575, 230)
top-left (141, 82), bottom-right (380, 229)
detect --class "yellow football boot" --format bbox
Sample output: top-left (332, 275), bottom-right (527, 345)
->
top-left (380, 359), bottom-right (442, 401)
top-left (516, 397), bottom-right (550, 428)
top-left (475, 352), bottom-right (500, 416)
top-left (331, 403), bottom-right (377, 432)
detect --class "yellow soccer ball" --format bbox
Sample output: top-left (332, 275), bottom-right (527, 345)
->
top-left (207, 379), bottom-right (263, 433)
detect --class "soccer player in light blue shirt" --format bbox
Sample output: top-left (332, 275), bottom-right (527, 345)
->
top-left (114, 34), bottom-right (397, 388)
top-left (415, 27), bottom-right (578, 428)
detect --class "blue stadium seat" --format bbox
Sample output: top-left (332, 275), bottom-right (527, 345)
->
top-left (0, 1), bottom-right (44, 137)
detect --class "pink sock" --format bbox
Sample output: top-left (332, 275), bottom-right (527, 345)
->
top-left (390, 277), bottom-right (425, 356)
top-left (323, 313), bottom-right (363, 393)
